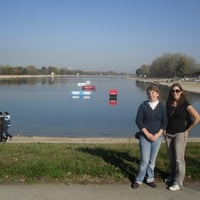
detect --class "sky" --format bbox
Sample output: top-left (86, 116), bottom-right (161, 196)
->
top-left (0, 0), bottom-right (200, 73)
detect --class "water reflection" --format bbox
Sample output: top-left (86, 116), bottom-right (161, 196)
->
top-left (0, 77), bottom-right (57, 85)
top-left (0, 77), bottom-right (199, 137)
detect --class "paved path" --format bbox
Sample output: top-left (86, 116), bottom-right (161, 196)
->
top-left (0, 182), bottom-right (199, 200)
top-left (9, 136), bottom-right (200, 143)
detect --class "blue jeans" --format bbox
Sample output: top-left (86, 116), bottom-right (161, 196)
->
top-left (135, 134), bottom-right (163, 184)
top-left (4, 126), bottom-right (12, 138)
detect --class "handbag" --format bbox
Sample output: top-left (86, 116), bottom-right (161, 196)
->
top-left (135, 131), bottom-right (142, 139)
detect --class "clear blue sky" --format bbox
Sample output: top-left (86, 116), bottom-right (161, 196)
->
top-left (1, 0), bottom-right (200, 72)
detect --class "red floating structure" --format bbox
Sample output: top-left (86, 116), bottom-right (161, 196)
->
top-left (109, 89), bottom-right (118, 106)
top-left (82, 85), bottom-right (96, 91)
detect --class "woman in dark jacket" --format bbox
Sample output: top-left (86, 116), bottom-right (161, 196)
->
top-left (133, 85), bottom-right (167, 189)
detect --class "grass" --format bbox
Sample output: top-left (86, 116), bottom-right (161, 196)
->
top-left (0, 142), bottom-right (199, 184)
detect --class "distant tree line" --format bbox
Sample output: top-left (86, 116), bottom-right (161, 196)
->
top-left (0, 65), bottom-right (127, 76)
top-left (135, 53), bottom-right (200, 78)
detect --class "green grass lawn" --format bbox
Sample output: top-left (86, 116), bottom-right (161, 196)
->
top-left (0, 142), bottom-right (199, 184)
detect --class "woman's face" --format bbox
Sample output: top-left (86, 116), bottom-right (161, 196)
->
top-left (147, 90), bottom-right (159, 102)
top-left (171, 86), bottom-right (182, 100)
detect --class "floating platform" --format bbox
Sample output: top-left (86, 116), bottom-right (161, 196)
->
top-left (71, 95), bottom-right (92, 100)
top-left (77, 80), bottom-right (91, 87)
top-left (71, 91), bottom-right (92, 96)
top-left (82, 85), bottom-right (96, 90)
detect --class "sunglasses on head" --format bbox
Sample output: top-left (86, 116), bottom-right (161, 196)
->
top-left (172, 89), bottom-right (181, 93)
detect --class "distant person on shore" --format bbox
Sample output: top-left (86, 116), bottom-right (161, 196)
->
top-left (0, 112), bottom-right (6, 142)
top-left (132, 85), bottom-right (168, 189)
top-left (165, 83), bottom-right (200, 191)
top-left (4, 112), bottom-right (12, 142)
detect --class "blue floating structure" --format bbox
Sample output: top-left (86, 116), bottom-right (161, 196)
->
top-left (71, 90), bottom-right (92, 96)
top-left (71, 90), bottom-right (92, 100)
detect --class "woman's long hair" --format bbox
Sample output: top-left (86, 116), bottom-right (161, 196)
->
top-left (166, 83), bottom-right (186, 106)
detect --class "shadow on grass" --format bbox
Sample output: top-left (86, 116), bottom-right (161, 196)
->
top-left (186, 156), bottom-right (200, 168)
top-left (79, 146), bottom-right (168, 183)
top-left (185, 156), bottom-right (200, 177)
top-left (79, 146), bottom-right (139, 183)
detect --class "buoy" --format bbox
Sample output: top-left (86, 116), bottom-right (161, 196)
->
top-left (109, 89), bottom-right (118, 106)
top-left (109, 89), bottom-right (118, 95)
top-left (109, 89), bottom-right (117, 99)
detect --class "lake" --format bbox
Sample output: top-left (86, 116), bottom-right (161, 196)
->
top-left (1, 76), bottom-right (200, 137)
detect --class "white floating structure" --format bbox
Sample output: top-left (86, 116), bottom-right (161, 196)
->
top-left (71, 95), bottom-right (92, 100)
top-left (77, 80), bottom-right (91, 87)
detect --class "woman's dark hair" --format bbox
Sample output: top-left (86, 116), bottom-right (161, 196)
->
top-left (166, 83), bottom-right (186, 106)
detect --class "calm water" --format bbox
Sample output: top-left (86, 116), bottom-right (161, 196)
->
top-left (1, 76), bottom-right (200, 137)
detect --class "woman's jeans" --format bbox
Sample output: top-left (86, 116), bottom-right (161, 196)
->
top-left (165, 132), bottom-right (188, 187)
top-left (135, 135), bottom-right (163, 184)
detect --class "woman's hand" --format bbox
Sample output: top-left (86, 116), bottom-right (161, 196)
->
top-left (148, 130), bottom-right (163, 142)
top-left (149, 134), bottom-right (159, 142)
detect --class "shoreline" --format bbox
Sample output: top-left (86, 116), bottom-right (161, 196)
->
top-left (2, 75), bottom-right (199, 142)
top-left (134, 77), bottom-right (200, 94)
top-left (8, 136), bottom-right (200, 143)
top-left (9, 136), bottom-right (136, 144)
top-left (1, 75), bottom-right (199, 94)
